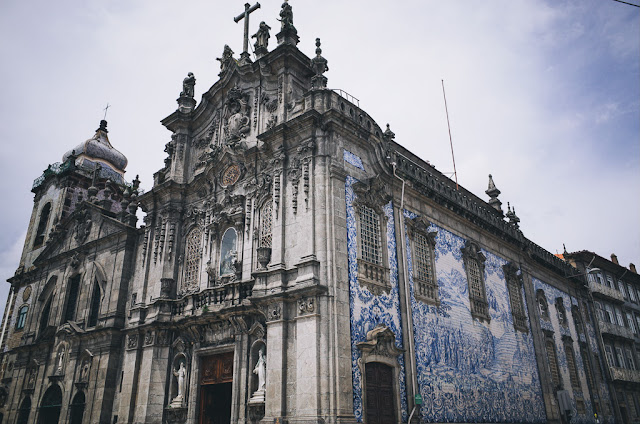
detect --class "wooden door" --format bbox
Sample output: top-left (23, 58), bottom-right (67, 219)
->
top-left (365, 362), bottom-right (396, 424)
top-left (199, 352), bottom-right (234, 424)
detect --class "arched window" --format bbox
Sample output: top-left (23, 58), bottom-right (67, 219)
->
top-left (259, 201), bottom-right (273, 248)
top-left (461, 242), bottom-right (489, 322)
top-left (69, 391), bottom-right (86, 424)
top-left (407, 218), bottom-right (438, 305)
top-left (38, 384), bottom-right (62, 424)
top-left (545, 335), bottom-right (561, 388)
top-left (39, 297), bottom-right (52, 336)
top-left (219, 228), bottom-right (237, 276)
top-left (33, 203), bottom-right (52, 248)
top-left (556, 298), bottom-right (567, 327)
top-left (16, 396), bottom-right (31, 424)
top-left (87, 279), bottom-right (101, 327)
top-left (503, 263), bottom-right (527, 332)
top-left (183, 228), bottom-right (202, 293)
top-left (537, 290), bottom-right (550, 320)
top-left (64, 275), bottom-right (81, 322)
top-left (15, 305), bottom-right (28, 330)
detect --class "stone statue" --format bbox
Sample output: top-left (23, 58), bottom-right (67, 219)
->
top-left (80, 360), bottom-right (91, 382)
top-left (181, 72), bottom-right (196, 98)
top-left (56, 347), bottom-right (65, 374)
top-left (217, 45), bottom-right (235, 76)
top-left (254, 347), bottom-right (266, 392)
top-left (252, 21), bottom-right (271, 50)
top-left (279, 1), bottom-right (294, 30)
top-left (172, 361), bottom-right (187, 406)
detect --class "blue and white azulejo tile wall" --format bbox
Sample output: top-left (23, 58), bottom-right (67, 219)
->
top-left (404, 209), bottom-right (546, 423)
top-left (345, 175), bottom-right (408, 422)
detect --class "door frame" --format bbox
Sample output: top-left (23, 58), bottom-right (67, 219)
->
top-left (189, 346), bottom-right (237, 424)
top-left (358, 355), bottom-right (403, 424)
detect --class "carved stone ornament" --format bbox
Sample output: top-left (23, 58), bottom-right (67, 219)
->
top-left (352, 175), bottom-right (392, 212)
top-left (74, 208), bottom-right (92, 244)
top-left (298, 297), bottom-right (315, 315)
top-left (127, 334), bottom-right (139, 350)
top-left (223, 86), bottom-right (251, 145)
top-left (406, 216), bottom-right (435, 241)
top-left (356, 324), bottom-right (404, 359)
top-left (266, 304), bottom-right (282, 321)
top-left (144, 330), bottom-right (155, 346)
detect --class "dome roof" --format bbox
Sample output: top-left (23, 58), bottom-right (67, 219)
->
top-left (62, 120), bottom-right (128, 174)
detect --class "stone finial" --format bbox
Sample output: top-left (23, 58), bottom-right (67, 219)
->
top-left (310, 38), bottom-right (329, 89)
top-left (252, 21), bottom-right (271, 58)
top-left (485, 174), bottom-right (502, 213)
top-left (611, 253), bottom-right (619, 265)
top-left (506, 202), bottom-right (520, 229)
top-left (97, 120), bottom-right (108, 133)
top-left (276, 0), bottom-right (299, 46)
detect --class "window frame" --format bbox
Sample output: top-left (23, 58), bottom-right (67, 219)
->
top-left (15, 305), bottom-right (28, 330)
top-left (461, 241), bottom-right (489, 322)
top-left (407, 217), bottom-right (439, 306)
top-left (181, 226), bottom-right (203, 294)
top-left (503, 263), bottom-right (527, 332)
top-left (32, 202), bottom-right (52, 249)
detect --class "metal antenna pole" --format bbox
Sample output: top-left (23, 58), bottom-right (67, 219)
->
top-left (442, 80), bottom-right (458, 190)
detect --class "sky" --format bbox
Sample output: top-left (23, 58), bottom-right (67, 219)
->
top-left (0, 0), bottom-right (638, 310)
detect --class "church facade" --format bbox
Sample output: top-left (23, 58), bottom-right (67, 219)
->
top-left (0, 3), bottom-right (622, 424)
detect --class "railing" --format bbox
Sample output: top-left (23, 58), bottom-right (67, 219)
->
top-left (599, 320), bottom-right (635, 340)
top-left (330, 89), bottom-right (360, 108)
top-left (358, 259), bottom-right (390, 295)
top-left (471, 298), bottom-right (490, 322)
top-left (172, 280), bottom-right (254, 316)
top-left (609, 366), bottom-right (640, 384)
top-left (589, 281), bottom-right (625, 303)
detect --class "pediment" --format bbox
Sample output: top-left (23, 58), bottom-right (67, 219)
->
top-left (34, 203), bottom-right (129, 265)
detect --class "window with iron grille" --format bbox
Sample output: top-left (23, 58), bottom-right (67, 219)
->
top-left (546, 337), bottom-right (561, 387)
top-left (504, 263), bottom-right (527, 332)
top-left (461, 242), bottom-right (489, 322)
top-left (359, 205), bottom-right (381, 265)
top-left (183, 228), bottom-right (202, 291)
top-left (565, 343), bottom-right (581, 389)
top-left (412, 231), bottom-right (438, 305)
top-left (259, 201), bottom-right (273, 248)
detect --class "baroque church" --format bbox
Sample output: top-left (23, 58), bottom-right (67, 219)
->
top-left (0, 2), bottom-right (617, 424)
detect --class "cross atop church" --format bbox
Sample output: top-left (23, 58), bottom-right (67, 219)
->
top-left (234, 2), bottom-right (261, 62)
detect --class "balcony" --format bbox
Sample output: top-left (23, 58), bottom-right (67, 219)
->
top-left (609, 366), bottom-right (640, 384)
top-left (589, 281), bottom-right (625, 303)
top-left (599, 320), bottom-right (635, 341)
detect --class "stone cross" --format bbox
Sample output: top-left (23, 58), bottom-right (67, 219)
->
top-left (234, 2), bottom-right (261, 62)
top-left (103, 103), bottom-right (110, 120)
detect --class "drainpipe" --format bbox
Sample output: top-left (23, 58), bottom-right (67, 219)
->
top-left (392, 161), bottom-right (418, 423)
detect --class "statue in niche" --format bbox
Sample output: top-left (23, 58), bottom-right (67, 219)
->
top-left (249, 347), bottom-right (266, 404)
top-left (181, 72), bottom-right (196, 98)
top-left (171, 360), bottom-right (187, 407)
top-left (80, 359), bottom-right (91, 382)
top-left (223, 89), bottom-right (251, 145)
top-left (219, 228), bottom-right (238, 276)
top-left (252, 21), bottom-right (271, 50)
top-left (55, 346), bottom-right (65, 375)
top-left (254, 347), bottom-right (266, 392)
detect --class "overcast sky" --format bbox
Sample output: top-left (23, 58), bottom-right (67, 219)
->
top-left (0, 0), bottom-right (638, 310)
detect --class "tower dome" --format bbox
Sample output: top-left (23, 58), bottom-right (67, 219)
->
top-left (62, 120), bottom-right (128, 182)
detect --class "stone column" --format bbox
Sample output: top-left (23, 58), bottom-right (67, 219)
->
top-left (262, 301), bottom-right (286, 422)
top-left (294, 296), bottom-right (321, 421)
top-left (132, 330), bottom-right (171, 423)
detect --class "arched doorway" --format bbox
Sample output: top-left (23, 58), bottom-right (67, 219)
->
top-left (364, 362), bottom-right (396, 424)
top-left (16, 396), bottom-right (31, 424)
top-left (69, 391), bottom-right (86, 424)
top-left (38, 385), bottom-right (62, 424)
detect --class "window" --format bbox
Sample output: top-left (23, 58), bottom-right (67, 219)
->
top-left (596, 273), bottom-right (604, 286)
top-left (87, 279), bottom-right (101, 327)
top-left (616, 347), bottom-right (625, 368)
top-left (618, 280), bottom-right (627, 298)
top-left (604, 304), bottom-right (614, 323)
top-left (461, 242), bottom-right (489, 322)
top-left (629, 284), bottom-right (637, 302)
top-left (15, 305), bottom-right (28, 330)
top-left (545, 336), bottom-right (561, 387)
top-left (408, 218), bottom-right (438, 305)
top-left (604, 345), bottom-right (616, 367)
top-left (615, 307), bottom-right (625, 327)
top-left (607, 275), bottom-right (615, 289)
top-left (259, 200), bottom-right (273, 248)
top-left (572, 306), bottom-right (584, 334)
top-left (352, 176), bottom-right (391, 296)
top-left (64, 275), bottom-right (81, 322)
top-left (359, 205), bottom-right (382, 265)
top-left (627, 313), bottom-right (636, 334)
top-left (219, 228), bottom-right (238, 276)
top-left (565, 342), bottom-right (581, 389)
top-left (504, 263), bottom-right (527, 332)
top-left (33, 203), bottom-right (52, 248)
top-left (581, 348), bottom-right (595, 391)
top-left (626, 348), bottom-right (636, 370)
top-left (182, 227), bottom-right (202, 293)
top-left (556, 298), bottom-right (567, 327)
top-left (39, 297), bottom-right (52, 336)
top-left (537, 290), bottom-right (550, 321)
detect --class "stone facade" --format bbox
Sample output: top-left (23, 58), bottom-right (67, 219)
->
top-left (0, 3), bottom-right (626, 424)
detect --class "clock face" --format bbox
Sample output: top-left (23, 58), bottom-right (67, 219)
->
top-left (221, 164), bottom-right (241, 187)
top-left (23, 285), bottom-right (32, 301)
